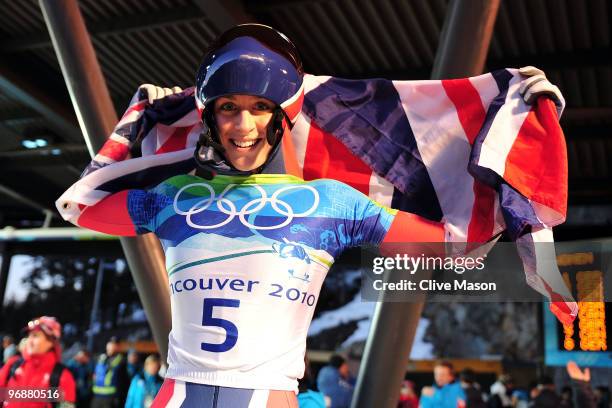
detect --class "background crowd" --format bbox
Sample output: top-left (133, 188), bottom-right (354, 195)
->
top-left (0, 316), bottom-right (609, 408)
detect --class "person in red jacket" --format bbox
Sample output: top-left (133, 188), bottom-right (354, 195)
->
top-left (0, 316), bottom-right (76, 408)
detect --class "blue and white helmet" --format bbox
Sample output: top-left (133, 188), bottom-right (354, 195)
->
top-left (195, 24), bottom-right (305, 129)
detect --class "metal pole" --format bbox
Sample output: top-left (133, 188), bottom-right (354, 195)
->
top-left (39, 0), bottom-right (171, 361)
top-left (351, 1), bottom-right (500, 407)
top-left (431, 0), bottom-right (501, 80)
top-left (87, 260), bottom-right (106, 352)
top-left (0, 184), bottom-right (58, 219)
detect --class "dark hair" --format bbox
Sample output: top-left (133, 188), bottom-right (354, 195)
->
top-left (460, 368), bottom-right (476, 384)
top-left (145, 354), bottom-right (160, 365)
top-left (298, 356), bottom-right (314, 393)
top-left (329, 354), bottom-right (345, 369)
top-left (538, 375), bottom-right (554, 386)
top-left (434, 360), bottom-right (454, 373)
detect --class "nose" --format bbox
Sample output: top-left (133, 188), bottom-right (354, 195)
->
top-left (234, 109), bottom-right (256, 134)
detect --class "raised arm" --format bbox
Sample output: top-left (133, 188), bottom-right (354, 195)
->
top-left (67, 190), bottom-right (138, 236)
top-left (382, 211), bottom-right (445, 244)
top-left (57, 183), bottom-right (168, 237)
top-left (332, 180), bottom-right (445, 250)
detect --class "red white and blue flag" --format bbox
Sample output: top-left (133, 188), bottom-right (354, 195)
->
top-left (57, 69), bottom-right (577, 325)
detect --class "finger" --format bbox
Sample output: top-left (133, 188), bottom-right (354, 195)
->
top-left (157, 86), bottom-right (167, 103)
top-left (519, 66), bottom-right (545, 77)
top-left (172, 86), bottom-right (183, 94)
top-left (524, 81), bottom-right (561, 106)
top-left (137, 84), bottom-right (153, 103)
top-left (523, 81), bottom-right (553, 104)
top-left (147, 86), bottom-right (159, 104)
top-left (585, 368), bottom-right (590, 380)
top-left (163, 87), bottom-right (173, 98)
top-left (519, 74), bottom-right (546, 95)
top-left (138, 83), bottom-right (154, 93)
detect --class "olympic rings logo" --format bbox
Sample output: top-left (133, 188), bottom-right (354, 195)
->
top-left (173, 182), bottom-right (320, 230)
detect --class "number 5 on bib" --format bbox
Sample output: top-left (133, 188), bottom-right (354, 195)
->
top-left (201, 298), bottom-right (240, 352)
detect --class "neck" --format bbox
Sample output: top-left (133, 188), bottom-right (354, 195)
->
top-left (195, 136), bottom-right (285, 179)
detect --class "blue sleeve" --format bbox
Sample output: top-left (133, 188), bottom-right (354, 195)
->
top-left (124, 377), bottom-right (140, 408)
top-left (127, 183), bottom-right (173, 234)
top-left (326, 180), bottom-right (396, 249)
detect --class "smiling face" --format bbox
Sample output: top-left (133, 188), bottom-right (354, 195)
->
top-left (213, 95), bottom-right (276, 171)
top-left (26, 330), bottom-right (54, 356)
top-left (434, 365), bottom-right (454, 387)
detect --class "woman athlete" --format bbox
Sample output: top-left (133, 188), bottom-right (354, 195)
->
top-left (58, 24), bottom-right (562, 408)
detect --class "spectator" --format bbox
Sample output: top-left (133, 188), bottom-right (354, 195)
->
top-left (17, 337), bottom-right (27, 354)
top-left (560, 386), bottom-right (573, 408)
top-left (125, 354), bottom-right (163, 408)
top-left (0, 316), bottom-right (76, 407)
top-left (531, 375), bottom-right (561, 408)
top-left (594, 386), bottom-right (610, 408)
top-left (510, 388), bottom-right (529, 408)
top-left (126, 349), bottom-right (142, 380)
top-left (528, 380), bottom-right (539, 401)
top-left (297, 356), bottom-right (327, 408)
top-left (419, 361), bottom-right (466, 408)
top-left (92, 336), bottom-right (129, 408)
top-left (565, 361), bottom-right (598, 408)
top-left (489, 374), bottom-right (513, 407)
top-left (459, 368), bottom-right (485, 408)
top-left (397, 380), bottom-right (418, 408)
top-left (67, 348), bottom-right (95, 408)
top-left (2, 335), bottom-right (17, 364)
top-left (316, 354), bottom-right (353, 408)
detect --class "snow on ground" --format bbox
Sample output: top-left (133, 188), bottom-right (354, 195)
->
top-left (308, 293), bottom-right (434, 359)
top-left (3, 255), bottom-right (36, 305)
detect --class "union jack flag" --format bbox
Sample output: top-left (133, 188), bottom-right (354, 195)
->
top-left (57, 69), bottom-right (577, 325)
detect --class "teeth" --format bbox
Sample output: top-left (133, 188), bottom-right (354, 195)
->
top-left (232, 139), bottom-right (258, 148)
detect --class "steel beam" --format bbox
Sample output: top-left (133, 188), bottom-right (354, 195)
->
top-left (351, 1), bottom-right (500, 407)
top-left (0, 227), bottom-right (115, 241)
top-left (1, 5), bottom-right (206, 53)
top-left (40, 0), bottom-right (172, 362)
top-left (0, 144), bottom-right (89, 167)
top-left (0, 66), bottom-right (82, 142)
top-left (486, 47), bottom-right (612, 72)
top-left (0, 106), bottom-right (39, 122)
top-left (192, 0), bottom-right (253, 31)
top-left (0, 183), bottom-right (57, 218)
top-left (0, 122), bottom-right (23, 149)
top-left (431, 0), bottom-right (501, 80)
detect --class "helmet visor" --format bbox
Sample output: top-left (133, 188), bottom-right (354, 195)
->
top-left (209, 24), bottom-right (303, 75)
top-left (196, 24), bottom-right (303, 109)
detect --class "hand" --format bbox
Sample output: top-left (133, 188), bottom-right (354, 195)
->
top-left (421, 386), bottom-right (435, 397)
top-left (566, 360), bottom-right (590, 382)
top-left (518, 66), bottom-right (564, 110)
top-left (130, 84), bottom-right (183, 105)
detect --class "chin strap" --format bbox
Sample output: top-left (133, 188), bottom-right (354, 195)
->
top-left (195, 105), bottom-right (291, 179)
top-left (194, 109), bottom-right (223, 179)
top-left (266, 107), bottom-right (285, 146)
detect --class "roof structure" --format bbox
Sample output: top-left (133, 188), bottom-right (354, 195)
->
top-left (0, 0), bottom-right (610, 238)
